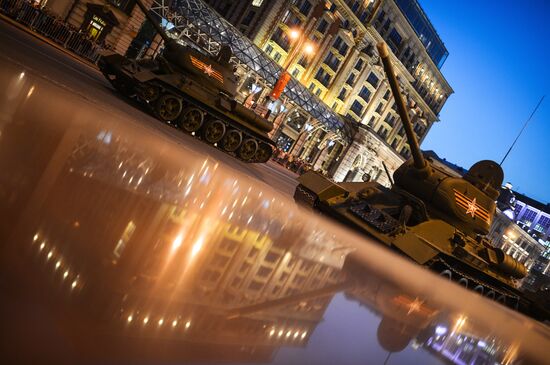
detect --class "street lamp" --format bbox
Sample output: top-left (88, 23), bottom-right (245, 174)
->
top-left (269, 28), bottom-right (316, 100)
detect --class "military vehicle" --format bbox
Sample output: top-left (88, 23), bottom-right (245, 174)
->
top-left (98, 0), bottom-right (275, 163)
top-left (294, 42), bottom-right (548, 321)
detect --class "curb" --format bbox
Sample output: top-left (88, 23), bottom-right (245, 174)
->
top-left (0, 13), bottom-right (100, 72)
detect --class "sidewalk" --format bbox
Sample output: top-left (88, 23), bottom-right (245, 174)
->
top-left (0, 13), bottom-right (98, 71)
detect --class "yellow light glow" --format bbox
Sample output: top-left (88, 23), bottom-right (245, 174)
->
top-left (191, 236), bottom-right (204, 258)
top-left (158, 318), bottom-right (164, 326)
top-left (172, 320), bottom-right (178, 327)
top-left (47, 251), bottom-right (53, 260)
top-left (39, 242), bottom-right (45, 251)
top-left (71, 280), bottom-right (78, 289)
top-left (286, 330), bottom-right (292, 338)
top-left (63, 270), bottom-right (69, 279)
top-left (172, 233), bottom-right (183, 252)
top-left (289, 29), bottom-right (300, 40)
top-left (278, 330), bottom-right (283, 337)
top-left (269, 329), bottom-right (275, 337)
top-left (127, 315), bottom-right (133, 323)
top-left (293, 331), bottom-right (299, 338)
top-left (143, 316), bottom-right (149, 325)
top-left (301, 331), bottom-right (307, 339)
top-left (185, 320), bottom-right (191, 329)
top-left (33, 234), bottom-right (39, 242)
top-left (303, 43), bottom-right (315, 55)
top-left (55, 261), bottom-right (61, 270)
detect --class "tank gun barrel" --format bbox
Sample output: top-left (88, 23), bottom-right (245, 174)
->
top-left (377, 42), bottom-right (426, 169)
top-left (134, 0), bottom-right (172, 44)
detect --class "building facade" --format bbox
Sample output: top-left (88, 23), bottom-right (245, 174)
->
top-left (204, 0), bottom-right (452, 184)
top-left (38, 0), bottom-right (150, 55)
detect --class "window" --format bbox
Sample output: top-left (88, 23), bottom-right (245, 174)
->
top-left (350, 100), bottom-right (363, 116)
top-left (317, 19), bottom-right (328, 33)
top-left (298, 0), bottom-right (312, 15)
top-left (383, 89), bottom-right (390, 100)
top-left (265, 44), bottom-right (273, 55)
top-left (324, 52), bottom-right (340, 71)
top-left (388, 28), bottom-right (403, 52)
top-left (376, 126), bottom-right (388, 139)
top-left (273, 52), bottom-right (281, 62)
top-left (345, 73), bottom-right (356, 86)
top-left (375, 102), bottom-right (383, 114)
top-left (333, 36), bottom-right (349, 56)
top-left (315, 68), bottom-right (332, 87)
top-left (271, 27), bottom-right (290, 51)
top-left (241, 10), bottom-right (255, 26)
top-left (354, 58), bottom-right (364, 71)
top-left (337, 88), bottom-right (347, 100)
top-left (252, 0), bottom-right (264, 6)
top-left (366, 72), bottom-right (379, 88)
top-left (358, 86), bottom-right (371, 102)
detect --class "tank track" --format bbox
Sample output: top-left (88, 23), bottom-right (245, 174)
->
top-left (104, 64), bottom-right (274, 164)
top-left (429, 257), bottom-right (521, 311)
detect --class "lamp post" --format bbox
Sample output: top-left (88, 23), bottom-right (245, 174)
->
top-left (269, 28), bottom-right (315, 100)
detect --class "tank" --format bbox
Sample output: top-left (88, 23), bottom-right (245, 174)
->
top-left (97, 0), bottom-right (275, 163)
top-left (294, 42), bottom-right (549, 321)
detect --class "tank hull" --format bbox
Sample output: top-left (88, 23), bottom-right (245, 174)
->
top-left (294, 172), bottom-right (549, 321)
top-left (98, 52), bottom-right (275, 163)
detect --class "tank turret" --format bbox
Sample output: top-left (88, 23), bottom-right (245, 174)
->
top-left (98, 0), bottom-right (275, 163)
top-left (293, 42), bottom-right (546, 321)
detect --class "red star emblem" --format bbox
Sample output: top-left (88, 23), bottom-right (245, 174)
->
top-left (465, 197), bottom-right (478, 217)
top-left (203, 64), bottom-right (213, 76)
top-left (407, 297), bottom-right (424, 315)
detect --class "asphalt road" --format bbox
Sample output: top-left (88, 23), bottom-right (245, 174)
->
top-left (0, 19), bottom-right (299, 197)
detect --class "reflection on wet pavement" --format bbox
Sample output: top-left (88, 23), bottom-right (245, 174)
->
top-left (0, 58), bottom-right (548, 365)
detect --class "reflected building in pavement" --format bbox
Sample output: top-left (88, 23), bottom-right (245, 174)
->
top-left (0, 76), bottom-right (347, 361)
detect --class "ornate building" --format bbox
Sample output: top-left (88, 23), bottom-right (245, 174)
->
top-left (205, 0), bottom-right (452, 184)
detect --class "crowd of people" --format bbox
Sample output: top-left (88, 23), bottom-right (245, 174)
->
top-left (272, 148), bottom-right (315, 175)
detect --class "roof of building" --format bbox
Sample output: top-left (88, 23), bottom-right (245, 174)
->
top-left (513, 190), bottom-right (550, 214)
top-left (423, 150), bottom-right (468, 176)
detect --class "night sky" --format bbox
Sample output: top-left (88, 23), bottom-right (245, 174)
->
top-left (418, 0), bottom-right (549, 203)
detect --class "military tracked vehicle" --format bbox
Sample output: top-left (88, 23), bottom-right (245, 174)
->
top-left (98, 0), bottom-right (275, 163)
top-left (295, 42), bottom-right (548, 321)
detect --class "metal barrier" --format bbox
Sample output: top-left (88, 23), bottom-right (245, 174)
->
top-left (0, 0), bottom-right (105, 63)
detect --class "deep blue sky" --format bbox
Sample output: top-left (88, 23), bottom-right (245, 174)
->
top-left (419, 0), bottom-right (549, 203)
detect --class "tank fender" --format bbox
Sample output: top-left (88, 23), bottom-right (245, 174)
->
top-left (134, 70), bottom-right (161, 83)
top-left (297, 171), bottom-right (349, 201)
top-left (392, 220), bottom-right (455, 264)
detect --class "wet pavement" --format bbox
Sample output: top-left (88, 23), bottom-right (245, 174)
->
top-left (1, 20), bottom-right (550, 365)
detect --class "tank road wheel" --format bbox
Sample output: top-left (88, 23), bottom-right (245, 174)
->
top-left (203, 119), bottom-right (226, 144)
top-left (179, 107), bottom-right (204, 133)
top-left (155, 94), bottom-right (183, 122)
top-left (238, 138), bottom-right (258, 161)
top-left (474, 285), bottom-right (484, 295)
top-left (137, 83), bottom-right (160, 103)
top-left (439, 270), bottom-right (452, 280)
top-left (254, 143), bottom-right (273, 163)
top-left (221, 129), bottom-right (242, 152)
top-left (458, 278), bottom-right (468, 288)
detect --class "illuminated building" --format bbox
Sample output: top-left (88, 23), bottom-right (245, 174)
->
top-left (204, 0), bottom-right (452, 182)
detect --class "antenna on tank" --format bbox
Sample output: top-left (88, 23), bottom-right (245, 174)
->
top-left (500, 95), bottom-right (545, 166)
